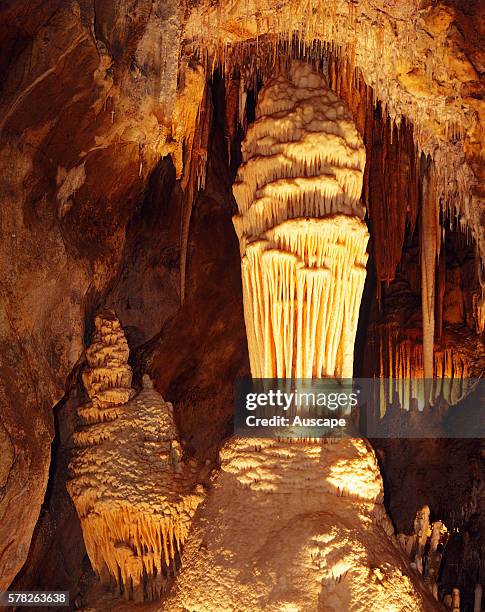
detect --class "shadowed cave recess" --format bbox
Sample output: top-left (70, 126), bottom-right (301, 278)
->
top-left (0, 1), bottom-right (484, 611)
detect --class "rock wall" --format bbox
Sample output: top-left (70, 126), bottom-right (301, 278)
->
top-left (0, 0), bottom-right (198, 588)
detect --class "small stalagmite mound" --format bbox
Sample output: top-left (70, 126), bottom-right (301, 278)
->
top-left (397, 505), bottom-right (449, 600)
top-left (232, 60), bottom-right (369, 378)
top-left (67, 311), bottom-right (204, 602)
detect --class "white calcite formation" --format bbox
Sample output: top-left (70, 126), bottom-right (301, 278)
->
top-left (77, 310), bottom-right (135, 425)
top-left (164, 438), bottom-right (442, 611)
top-left (161, 66), bottom-right (441, 612)
top-left (67, 312), bottom-right (204, 601)
top-left (232, 61), bottom-right (369, 378)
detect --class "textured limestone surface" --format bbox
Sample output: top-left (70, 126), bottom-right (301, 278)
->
top-left (68, 312), bottom-right (204, 601)
top-left (163, 437), bottom-right (441, 611)
top-left (233, 62), bottom-right (369, 379)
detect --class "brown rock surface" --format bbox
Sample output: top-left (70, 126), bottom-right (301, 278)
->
top-left (0, 0), bottom-right (187, 588)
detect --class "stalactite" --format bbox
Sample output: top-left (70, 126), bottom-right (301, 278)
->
top-left (68, 312), bottom-right (204, 601)
top-left (178, 68), bottom-right (212, 304)
top-left (325, 53), bottom-right (420, 290)
top-left (366, 110), bottom-right (419, 286)
top-left (436, 245), bottom-right (446, 340)
top-left (370, 319), bottom-right (485, 411)
top-left (233, 60), bottom-right (368, 378)
top-left (421, 161), bottom-right (439, 403)
top-left (224, 72), bottom-right (240, 163)
top-left (473, 290), bottom-right (485, 335)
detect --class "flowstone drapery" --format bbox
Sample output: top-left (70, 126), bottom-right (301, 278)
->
top-left (232, 61), bottom-right (369, 378)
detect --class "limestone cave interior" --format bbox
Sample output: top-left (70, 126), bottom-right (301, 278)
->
top-left (0, 1), bottom-right (484, 611)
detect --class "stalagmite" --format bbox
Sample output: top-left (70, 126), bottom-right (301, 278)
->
top-left (233, 60), bottom-right (369, 378)
top-left (474, 583), bottom-right (483, 612)
top-left (397, 506), bottom-right (449, 602)
top-left (164, 437), bottom-right (442, 611)
top-left (67, 311), bottom-right (204, 601)
top-left (75, 308), bottom-right (135, 427)
top-left (452, 588), bottom-right (461, 612)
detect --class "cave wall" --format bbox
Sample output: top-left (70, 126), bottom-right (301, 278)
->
top-left (0, 0), bottom-right (182, 588)
top-left (138, 76), bottom-right (249, 461)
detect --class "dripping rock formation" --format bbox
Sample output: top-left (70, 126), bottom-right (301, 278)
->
top-left (233, 61), bottom-right (369, 378)
top-left (68, 312), bottom-right (204, 601)
top-left (171, 60), bottom-right (450, 611)
top-left (0, 0), bottom-right (484, 608)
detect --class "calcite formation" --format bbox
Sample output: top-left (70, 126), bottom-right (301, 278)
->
top-left (397, 506), bottom-right (449, 601)
top-left (233, 61), bottom-right (369, 378)
top-left (164, 438), bottom-right (442, 611)
top-left (370, 315), bottom-right (485, 413)
top-left (159, 61), bottom-right (442, 612)
top-left (365, 218), bottom-right (485, 413)
top-left (77, 310), bottom-right (135, 424)
top-left (67, 312), bottom-right (204, 601)
top-left (397, 506), bottom-right (469, 610)
top-left (1, 1), bottom-right (484, 589)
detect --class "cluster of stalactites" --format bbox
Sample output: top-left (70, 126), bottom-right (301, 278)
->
top-left (233, 61), bottom-right (369, 378)
top-left (77, 494), bottom-right (199, 601)
top-left (242, 216), bottom-right (368, 378)
top-left (373, 324), bottom-right (479, 413)
top-left (79, 309), bottom-right (135, 424)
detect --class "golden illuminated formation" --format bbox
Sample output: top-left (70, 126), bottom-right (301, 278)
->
top-left (371, 320), bottom-right (485, 413)
top-left (233, 61), bottom-right (369, 378)
top-left (67, 311), bottom-right (204, 601)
